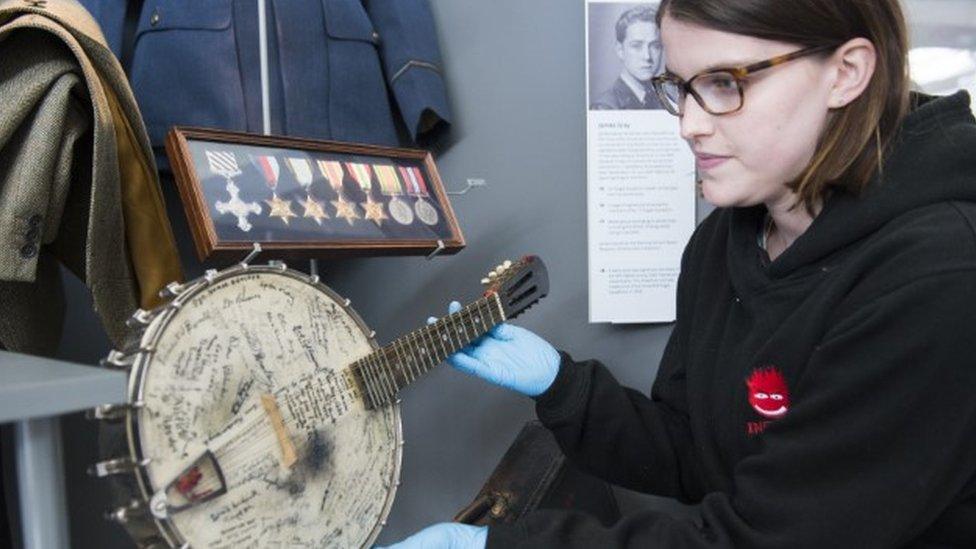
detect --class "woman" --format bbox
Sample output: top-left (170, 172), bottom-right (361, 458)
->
top-left (382, 0), bottom-right (976, 547)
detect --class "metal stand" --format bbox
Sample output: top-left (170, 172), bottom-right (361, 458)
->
top-left (445, 178), bottom-right (487, 196)
top-left (0, 350), bottom-right (127, 549)
top-left (427, 239), bottom-right (446, 260)
top-left (14, 418), bottom-right (68, 549)
top-left (241, 242), bottom-right (263, 266)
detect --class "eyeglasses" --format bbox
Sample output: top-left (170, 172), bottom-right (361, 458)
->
top-left (650, 44), bottom-right (838, 116)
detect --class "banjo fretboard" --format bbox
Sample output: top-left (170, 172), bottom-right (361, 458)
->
top-left (349, 293), bottom-right (506, 409)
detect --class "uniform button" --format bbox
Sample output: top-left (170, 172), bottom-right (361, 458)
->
top-left (150, 9), bottom-right (160, 26)
top-left (25, 226), bottom-right (39, 242)
top-left (371, 31), bottom-right (380, 43)
top-left (28, 214), bottom-right (42, 226)
top-left (733, 296), bottom-right (741, 303)
top-left (20, 243), bottom-right (37, 259)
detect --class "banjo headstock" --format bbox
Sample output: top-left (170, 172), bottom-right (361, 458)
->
top-left (480, 255), bottom-right (549, 320)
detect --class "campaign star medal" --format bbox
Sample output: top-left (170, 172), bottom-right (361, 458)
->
top-left (265, 194), bottom-right (297, 225)
top-left (399, 165), bottom-right (439, 226)
top-left (286, 156), bottom-right (329, 225)
top-left (361, 196), bottom-right (388, 226)
top-left (251, 154), bottom-right (295, 225)
top-left (215, 181), bottom-right (262, 232)
top-left (300, 196), bottom-right (329, 225)
top-left (346, 162), bottom-right (387, 227)
top-left (374, 164), bottom-right (414, 225)
top-left (318, 159), bottom-right (360, 225)
top-left (331, 197), bottom-right (359, 225)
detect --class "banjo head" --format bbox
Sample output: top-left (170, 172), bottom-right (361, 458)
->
top-left (112, 265), bottom-right (400, 548)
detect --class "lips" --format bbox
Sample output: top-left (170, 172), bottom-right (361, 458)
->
top-left (695, 153), bottom-right (731, 170)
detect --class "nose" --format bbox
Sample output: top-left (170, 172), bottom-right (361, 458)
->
top-left (679, 94), bottom-right (714, 141)
top-left (642, 45), bottom-right (653, 61)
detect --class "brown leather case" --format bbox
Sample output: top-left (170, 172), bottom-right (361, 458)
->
top-left (454, 421), bottom-right (620, 526)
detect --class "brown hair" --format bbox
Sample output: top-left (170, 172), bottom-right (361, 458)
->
top-left (657, 0), bottom-right (912, 215)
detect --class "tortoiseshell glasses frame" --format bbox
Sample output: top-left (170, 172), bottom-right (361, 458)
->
top-left (650, 44), bottom-right (839, 116)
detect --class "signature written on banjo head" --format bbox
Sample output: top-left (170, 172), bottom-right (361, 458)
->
top-left (90, 255), bottom-right (549, 548)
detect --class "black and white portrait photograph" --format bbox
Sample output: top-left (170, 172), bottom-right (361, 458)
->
top-left (588, 2), bottom-right (665, 110)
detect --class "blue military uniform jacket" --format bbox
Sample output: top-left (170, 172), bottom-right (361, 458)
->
top-left (80, 0), bottom-right (452, 166)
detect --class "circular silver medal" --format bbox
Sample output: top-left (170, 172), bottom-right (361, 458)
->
top-left (388, 197), bottom-right (415, 225)
top-left (414, 198), bottom-right (439, 226)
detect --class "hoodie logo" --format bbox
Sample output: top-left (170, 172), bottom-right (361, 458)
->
top-left (746, 367), bottom-right (790, 435)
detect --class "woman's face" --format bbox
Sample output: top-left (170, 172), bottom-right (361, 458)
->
top-left (660, 15), bottom-right (837, 209)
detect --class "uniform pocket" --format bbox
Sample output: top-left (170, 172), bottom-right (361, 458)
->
top-left (129, 0), bottom-right (246, 146)
top-left (319, 0), bottom-right (396, 145)
top-left (322, 0), bottom-right (379, 43)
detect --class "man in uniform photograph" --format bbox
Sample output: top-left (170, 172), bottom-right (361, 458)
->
top-left (591, 5), bottom-right (664, 110)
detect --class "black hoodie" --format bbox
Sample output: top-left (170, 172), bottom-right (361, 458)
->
top-left (488, 91), bottom-right (976, 548)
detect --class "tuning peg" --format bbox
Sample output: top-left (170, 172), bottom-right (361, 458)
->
top-left (503, 260), bottom-right (512, 269)
top-left (488, 271), bottom-right (498, 280)
top-left (481, 278), bottom-right (490, 285)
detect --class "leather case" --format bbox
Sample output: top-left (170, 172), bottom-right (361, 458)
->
top-left (454, 420), bottom-right (620, 526)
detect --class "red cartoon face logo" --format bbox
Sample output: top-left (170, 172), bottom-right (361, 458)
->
top-left (746, 367), bottom-right (790, 419)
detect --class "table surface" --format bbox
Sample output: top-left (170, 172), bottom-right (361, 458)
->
top-left (0, 350), bottom-right (128, 423)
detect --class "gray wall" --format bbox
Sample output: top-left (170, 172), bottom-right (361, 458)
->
top-left (54, 0), bottom-right (707, 547)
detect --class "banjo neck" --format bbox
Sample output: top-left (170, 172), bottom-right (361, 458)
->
top-left (349, 292), bottom-right (506, 409)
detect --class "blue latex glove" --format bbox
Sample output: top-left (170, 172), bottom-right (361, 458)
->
top-left (427, 301), bottom-right (560, 397)
top-left (375, 522), bottom-right (488, 549)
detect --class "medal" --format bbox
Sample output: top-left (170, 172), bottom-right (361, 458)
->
top-left (251, 154), bottom-right (279, 190)
top-left (251, 154), bottom-right (295, 225)
top-left (284, 156), bottom-right (313, 191)
top-left (207, 150), bottom-right (261, 231)
top-left (214, 181), bottom-right (262, 232)
top-left (399, 166), bottom-right (439, 226)
top-left (374, 165), bottom-right (414, 225)
top-left (318, 160), bottom-right (360, 226)
top-left (250, 154), bottom-right (281, 196)
top-left (265, 194), bottom-right (297, 225)
top-left (299, 196), bottom-right (329, 225)
top-left (286, 156), bottom-right (328, 225)
top-left (346, 162), bottom-right (387, 227)
top-left (206, 150), bottom-right (242, 181)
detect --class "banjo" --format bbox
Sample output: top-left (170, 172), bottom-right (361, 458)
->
top-left (89, 251), bottom-right (548, 548)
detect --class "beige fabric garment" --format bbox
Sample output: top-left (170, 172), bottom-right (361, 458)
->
top-left (0, 0), bottom-right (182, 355)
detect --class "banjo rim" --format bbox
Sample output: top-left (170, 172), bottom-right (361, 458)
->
top-left (117, 262), bottom-right (403, 548)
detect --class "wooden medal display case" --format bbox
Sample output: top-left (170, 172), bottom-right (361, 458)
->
top-left (165, 127), bottom-right (465, 263)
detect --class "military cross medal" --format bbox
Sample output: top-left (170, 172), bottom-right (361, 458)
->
top-left (214, 181), bottom-right (262, 232)
top-left (207, 151), bottom-right (262, 232)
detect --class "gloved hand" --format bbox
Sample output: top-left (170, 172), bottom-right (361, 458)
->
top-left (375, 522), bottom-right (488, 549)
top-left (428, 302), bottom-right (560, 397)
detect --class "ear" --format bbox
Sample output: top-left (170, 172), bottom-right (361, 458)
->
top-left (615, 40), bottom-right (625, 62)
top-left (828, 37), bottom-right (877, 109)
